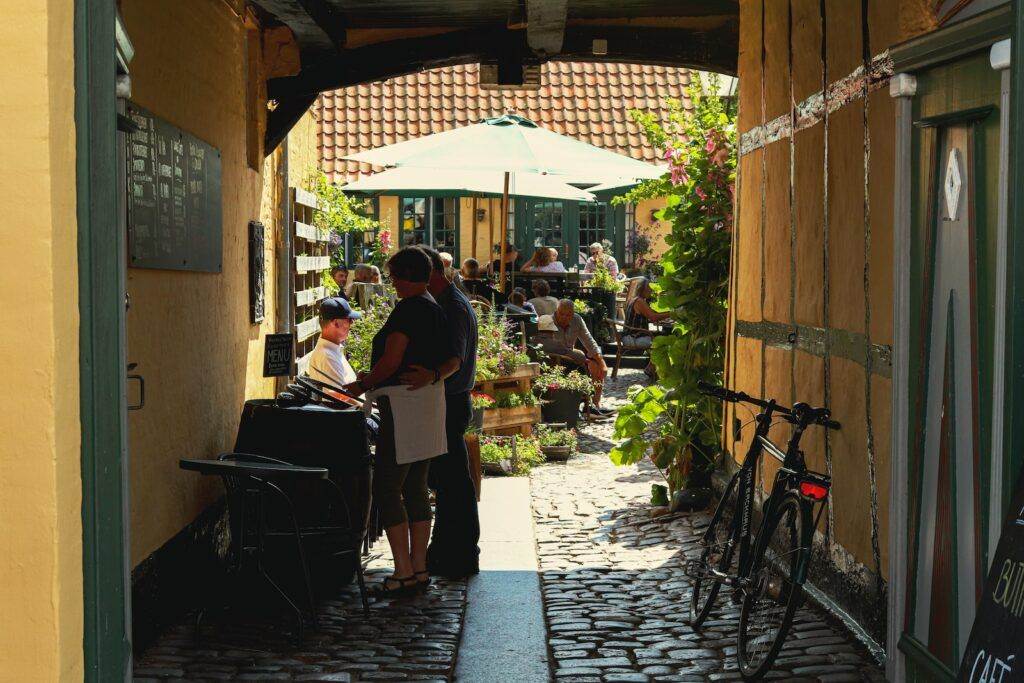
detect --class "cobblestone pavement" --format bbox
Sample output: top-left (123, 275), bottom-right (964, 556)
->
top-left (134, 559), bottom-right (466, 682)
top-left (530, 368), bottom-right (886, 683)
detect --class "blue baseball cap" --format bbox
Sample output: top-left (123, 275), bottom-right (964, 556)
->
top-left (319, 296), bottom-right (362, 321)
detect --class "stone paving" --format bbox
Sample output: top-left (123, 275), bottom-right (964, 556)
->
top-left (529, 368), bottom-right (886, 683)
top-left (133, 561), bottom-right (466, 682)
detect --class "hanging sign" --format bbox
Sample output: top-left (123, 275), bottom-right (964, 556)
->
top-left (959, 468), bottom-right (1024, 682)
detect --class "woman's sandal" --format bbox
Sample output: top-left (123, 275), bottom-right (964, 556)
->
top-left (369, 574), bottom-right (418, 599)
top-left (414, 570), bottom-right (431, 591)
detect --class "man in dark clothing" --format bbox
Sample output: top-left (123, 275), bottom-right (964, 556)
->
top-left (405, 246), bottom-right (481, 578)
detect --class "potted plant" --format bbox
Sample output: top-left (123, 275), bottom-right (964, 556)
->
top-left (470, 391), bottom-right (495, 430)
top-left (535, 364), bottom-right (594, 428)
top-left (590, 263), bottom-right (623, 320)
top-left (536, 423), bottom-right (577, 461)
top-left (479, 435), bottom-right (544, 476)
top-left (481, 390), bottom-right (541, 431)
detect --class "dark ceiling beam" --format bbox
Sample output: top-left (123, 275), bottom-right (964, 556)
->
top-left (253, 0), bottom-right (337, 54)
top-left (268, 21), bottom-right (737, 101)
top-left (268, 27), bottom-right (533, 99)
top-left (295, 0), bottom-right (346, 51)
top-left (527, 0), bottom-right (568, 56)
top-left (559, 24), bottom-right (738, 75)
top-left (266, 93), bottom-right (320, 152)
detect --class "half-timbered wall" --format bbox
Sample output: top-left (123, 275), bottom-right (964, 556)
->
top-left (727, 0), bottom-right (938, 643)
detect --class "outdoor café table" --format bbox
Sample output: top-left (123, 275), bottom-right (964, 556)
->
top-left (234, 400), bottom-right (377, 580)
top-left (178, 456), bottom-right (331, 639)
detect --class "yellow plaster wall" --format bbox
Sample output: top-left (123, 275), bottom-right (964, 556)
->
top-left (122, 0), bottom-right (318, 566)
top-left (635, 197), bottom-right (671, 263)
top-left (0, 1), bottom-right (83, 679)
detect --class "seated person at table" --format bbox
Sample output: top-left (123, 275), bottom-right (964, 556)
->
top-left (369, 265), bottom-right (382, 284)
top-left (538, 299), bottom-right (612, 417)
top-left (623, 278), bottom-right (671, 350)
top-left (305, 297), bottom-right (362, 407)
top-left (528, 279), bottom-right (559, 317)
top-left (345, 264), bottom-right (374, 298)
top-left (486, 243), bottom-right (520, 276)
top-left (522, 246), bottom-right (567, 274)
top-left (509, 288), bottom-right (536, 315)
top-left (583, 242), bottom-right (619, 278)
top-left (461, 258), bottom-right (506, 304)
top-left (439, 251), bottom-right (464, 292)
top-left (331, 266), bottom-right (350, 299)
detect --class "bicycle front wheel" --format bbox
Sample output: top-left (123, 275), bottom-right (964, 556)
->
top-left (736, 492), bottom-right (810, 680)
top-left (688, 477), bottom-right (739, 627)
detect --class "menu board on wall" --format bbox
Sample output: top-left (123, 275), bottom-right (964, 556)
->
top-left (959, 468), bottom-right (1024, 682)
top-left (126, 103), bottom-right (222, 272)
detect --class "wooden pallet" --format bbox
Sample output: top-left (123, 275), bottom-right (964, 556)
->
top-left (474, 363), bottom-right (541, 397)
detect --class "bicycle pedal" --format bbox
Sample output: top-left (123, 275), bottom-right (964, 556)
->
top-left (684, 559), bottom-right (704, 580)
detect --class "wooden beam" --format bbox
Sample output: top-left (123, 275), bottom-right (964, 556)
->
top-left (265, 92), bottom-right (318, 152)
top-left (296, 0), bottom-right (347, 51)
top-left (268, 27), bottom-right (532, 99)
top-left (527, 0), bottom-right (568, 56)
top-left (268, 22), bottom-right (737, 102)
top-left (254, 0), bottom-right (336, 54)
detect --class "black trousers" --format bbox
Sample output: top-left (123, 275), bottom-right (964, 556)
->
top-left (426, 391), bottom-right (481, 574)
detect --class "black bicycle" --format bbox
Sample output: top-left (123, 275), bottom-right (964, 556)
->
top-left (686, 381), bottom-right (840, 680)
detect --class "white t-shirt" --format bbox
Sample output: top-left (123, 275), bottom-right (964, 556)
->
top-left (306, 336), bottom-right (357, 388)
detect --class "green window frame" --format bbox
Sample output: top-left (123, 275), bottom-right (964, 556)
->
top-left (399, 196), bottom-right (459, 259)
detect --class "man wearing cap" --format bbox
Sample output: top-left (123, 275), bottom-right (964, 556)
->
top-left (307, 297), bottom-right (362, 405)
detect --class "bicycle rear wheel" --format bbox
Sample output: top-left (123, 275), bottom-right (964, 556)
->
top-left (736, 492), bottom-right (809, 679)
top-left (688, 476), bottom-right (739, 627)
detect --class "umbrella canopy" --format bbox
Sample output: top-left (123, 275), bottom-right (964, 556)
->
top-left (344, 114), bottom-right (662, 184)
top-left (343, 166), bottom-right (595, 202)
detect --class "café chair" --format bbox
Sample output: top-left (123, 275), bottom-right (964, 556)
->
top-left (212, 452), bottom-right (369, 639)
top-left (605, 318), bottom-right (654, 380)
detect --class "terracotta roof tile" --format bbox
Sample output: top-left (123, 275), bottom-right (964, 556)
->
top-left (316, 61), bottom-right (696, 182)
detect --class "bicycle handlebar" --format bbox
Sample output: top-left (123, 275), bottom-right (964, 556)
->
top-left (697, 381), bottom-right (840, 430)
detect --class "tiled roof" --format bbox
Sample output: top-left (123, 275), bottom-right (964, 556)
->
top-left (317, 62), bottom-right (694, 183)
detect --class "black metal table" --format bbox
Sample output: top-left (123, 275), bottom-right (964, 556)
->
top-left (180, 453), bottom-right (369, 640)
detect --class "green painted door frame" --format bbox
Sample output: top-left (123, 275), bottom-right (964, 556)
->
top-left (514, 197), bottom-right (626, 267)
top-left (76, 0), bottom-right (131, 680)
top-left (1006, 0), bottom-right (1024, 506)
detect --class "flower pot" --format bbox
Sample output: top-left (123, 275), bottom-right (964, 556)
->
top-left (471, 407), bottom-right (486, 430)
top-left (541, 445), bottom-right (572, 462)
top-left (541, 388), bottom-right (586, 428)
top-left (651, 483), bottom-right (669, 507)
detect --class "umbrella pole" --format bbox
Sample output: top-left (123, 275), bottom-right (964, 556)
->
top-left (498, 171), bottom-right (510, 293)
top-left (471, 195), bottom-right (479, 259)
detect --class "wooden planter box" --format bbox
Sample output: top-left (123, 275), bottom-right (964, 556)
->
top-left (475, 363), bottom-right (541, 396)
top-left (482, 405), bottom-right (542, 433)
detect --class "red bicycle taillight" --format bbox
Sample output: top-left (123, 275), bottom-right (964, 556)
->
top-left (799, 481), bottom-right (829, 501)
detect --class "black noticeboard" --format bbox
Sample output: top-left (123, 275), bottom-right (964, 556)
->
top-left (126, 103), bottom-right (222, 272)
top-left (263, 334), bottom-right (294, 377)
top-left (959, 468), bottom-right (1024, 681)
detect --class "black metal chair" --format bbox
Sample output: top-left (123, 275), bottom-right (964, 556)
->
top-left (182, 453), bottom-right (369, 643)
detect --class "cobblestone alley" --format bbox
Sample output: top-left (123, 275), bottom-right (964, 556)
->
top-left (135, 369), bottom-right (885, 682)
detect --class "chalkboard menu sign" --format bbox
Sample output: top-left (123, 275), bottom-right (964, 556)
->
top-left (126, 103), bottom-right (222, 272)
top-left (959, 468), bottom-right (1024, 681)
top-left (263, 334), bottom-right (294, 377)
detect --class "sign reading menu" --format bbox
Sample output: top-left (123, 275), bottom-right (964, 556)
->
top-left (126, 103), bottom-right (222, 272)
top-left (263, 334), bottom-right (294, 377)
top-left (959, 468), bottom-right (1024, 682)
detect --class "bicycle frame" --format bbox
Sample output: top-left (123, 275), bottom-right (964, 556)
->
top-left (703, 398), bottom-right (830, 589)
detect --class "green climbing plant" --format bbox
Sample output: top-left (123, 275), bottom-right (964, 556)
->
top-left (609, 77), bottom-right (736, 494)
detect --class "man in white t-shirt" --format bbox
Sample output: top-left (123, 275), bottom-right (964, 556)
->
top-left (306, 297), bottom-right (361, 404)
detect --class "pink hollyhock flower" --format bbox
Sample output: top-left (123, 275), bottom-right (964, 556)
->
top-left (695, 186), bottom-right (707, 201)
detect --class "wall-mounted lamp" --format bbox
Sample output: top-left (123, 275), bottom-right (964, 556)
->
top-left (476, 208), bottom-right (487, 222)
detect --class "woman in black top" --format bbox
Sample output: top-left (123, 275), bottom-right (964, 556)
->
top-left (345, 247), bottom-right (455, 597)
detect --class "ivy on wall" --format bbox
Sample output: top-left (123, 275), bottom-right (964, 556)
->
top-left (609, 79), bottom-right (737, 493)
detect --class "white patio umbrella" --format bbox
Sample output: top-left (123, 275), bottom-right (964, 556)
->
top-left (344, 115), bottom-right (663, 288)
top-left (342, 166), bottom-right (596, 202)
